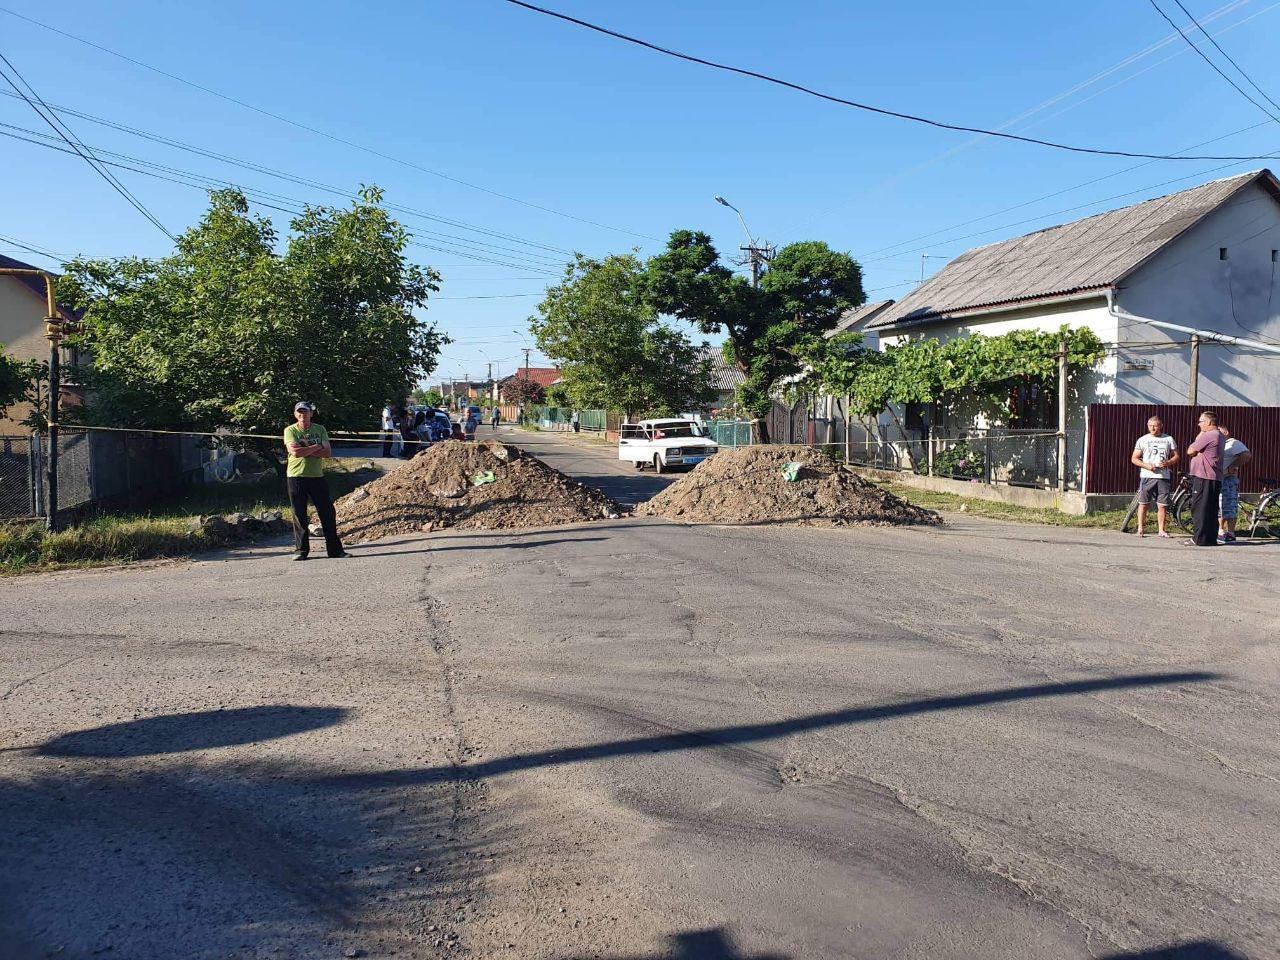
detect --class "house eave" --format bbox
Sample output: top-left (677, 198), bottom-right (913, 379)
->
top-left (872, 286), bottom-right (1113, 336)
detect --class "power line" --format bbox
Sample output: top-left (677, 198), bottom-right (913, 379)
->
top-left (1146, 0), bottom-right (1280, 122)
top-left (502, 0), bottom-right (1280, 162)
top-left (1169, 0), bottom-right (1280, 116)
top-left (0, 123), bottom-right (566, 275)
top-left (0, 4), bottom-right (656, 241)
top-left (0, 88), bottom-right (576, 261)
top-left (432, 292), bottom-right (543, 300)
top-left (0, 50), bottom-right (175, 239)
top-left (0, 232), bottom-right (67, 262)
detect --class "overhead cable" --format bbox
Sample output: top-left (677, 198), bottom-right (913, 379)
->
top-left (0, 4), bottom-right (657, 241)
top-left (0, 50), bottom-right (175, 239)
top-left (1146, 0), bottom-right (1280, 122)
top-left (502, 0), bottom-right (1280, 161)
top-left (1169, 0), bottom-right (1280, 116)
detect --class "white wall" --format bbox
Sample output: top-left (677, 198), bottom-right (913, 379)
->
top-left (1115, 179), bottom-right (1280, 408)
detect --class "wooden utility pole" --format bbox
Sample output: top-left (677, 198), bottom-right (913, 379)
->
top-left (1057, 337), bottom-right (1068, 493)
top-left (1188, 335), bottom-right (1201, 406)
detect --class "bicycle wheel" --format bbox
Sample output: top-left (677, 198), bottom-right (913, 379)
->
top-left (1246, 495), bottom-right (1280, 539)
top-left (1172, 491), bottom-right (1194, 534)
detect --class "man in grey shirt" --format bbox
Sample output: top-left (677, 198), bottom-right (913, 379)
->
top-left (1130, 415), bottom-right (1178, 538)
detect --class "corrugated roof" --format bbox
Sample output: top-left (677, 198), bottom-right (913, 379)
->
top-left (868, 169), bottom-right (1280, 332)
top-left (825, 299), bottom-right (894, 337)
top-left (0, 253), bottom-right (80, 322)
top-left (699, 346), bottom-right (745, 392)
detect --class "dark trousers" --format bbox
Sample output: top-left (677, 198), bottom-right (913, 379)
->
top-left (287, 476), bottom-right (344, 557)
top-left (381, 431), bottom-right (395, 458)
top-left (1190, 476), bottom-right (1221, 546)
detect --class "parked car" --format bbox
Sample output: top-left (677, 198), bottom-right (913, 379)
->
top-left (618, 418), bottom-right (719, 473)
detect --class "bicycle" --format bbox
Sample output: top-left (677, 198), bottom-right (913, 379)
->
top-left (1120, 474), bottom-right (1193, 535)
top-left (1241, 476), bottom-right (1280, 540)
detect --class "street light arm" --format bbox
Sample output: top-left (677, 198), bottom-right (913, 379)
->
top-left (715, 196), bottom-right (755, 246)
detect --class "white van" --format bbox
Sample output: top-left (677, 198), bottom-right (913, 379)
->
top-left (618, 418), bottom-right (719, 473)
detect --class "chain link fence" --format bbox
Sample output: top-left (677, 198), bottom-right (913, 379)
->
top-left (1, 428), bottom-right (221, 522)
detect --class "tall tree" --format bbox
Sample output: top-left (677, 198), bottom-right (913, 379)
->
top-left (60, 187), bottom-right (447, 456)
top-left (531, 253), bottom-right (714, 419)
top-left (644, 231), bottom-right (863, 441)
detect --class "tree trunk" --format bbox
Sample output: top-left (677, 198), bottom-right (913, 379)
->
top-left (885, 405), bottom-right (918, 471)
top-left (754, 416), bottom-right (770, 445)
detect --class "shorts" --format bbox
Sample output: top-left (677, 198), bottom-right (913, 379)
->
top-left (1219, 474), bottom-right (1240, 519)
top-left (1138, 477), bottom-right (1171, 505)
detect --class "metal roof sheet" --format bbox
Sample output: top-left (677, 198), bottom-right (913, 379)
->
top-left (867, 169), bottom-right (1279, 332)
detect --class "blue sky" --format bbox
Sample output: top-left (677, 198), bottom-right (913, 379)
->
top-left (4, 0), bottom-right (1280, 390)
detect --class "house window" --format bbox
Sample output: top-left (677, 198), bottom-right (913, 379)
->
top-left (905, 401), bottom-right (927, 431)
top-left (1219, 247), bottom-right (1228, 261)
top-left (1009, 380), bottom-right (1056, 429)
top-left (1272, 250), bottom-right (1278, 262)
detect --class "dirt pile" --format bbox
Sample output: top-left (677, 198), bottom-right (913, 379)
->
top-left (639, 444), bottom-right (940, 527)
top-left (335, 439), bottom-right (620, 543)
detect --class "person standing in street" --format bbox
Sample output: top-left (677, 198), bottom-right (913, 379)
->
top-left (571, 409), bottom-right (580, 433)
top-left (1185, 410), bottom-right (1224, 547)
top-left (1217, 425), bottom-right (1253, 543)
top-left (381, 402), bottom-right (397, 458)
top-left (491, 406), bottom-right (500, 430)
top-left (283, 402), bottom-right (348, 561)
top-left (1130, 415), bottom-right (1178, 538)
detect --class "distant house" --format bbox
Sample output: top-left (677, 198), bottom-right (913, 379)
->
top-left (825, 299), bottom-right (895, 343)
top-left (861, 169), bottom-right (1280, 483)
top-left (0, 254), bottom-right (81, 431)
top-left (698, 346), bottom-right (745, 413)
top-left (496, 366), bottom-right (560, 402)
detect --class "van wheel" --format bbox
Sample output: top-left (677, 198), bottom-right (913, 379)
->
top-left (653, 455), bottom-right (664, 475)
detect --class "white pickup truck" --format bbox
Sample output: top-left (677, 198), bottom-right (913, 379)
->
top-left (618, 418), bottom-right (719, 473)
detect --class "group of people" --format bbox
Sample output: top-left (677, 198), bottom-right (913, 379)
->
top-left (380, 403), bottom-right (435, 458)
top-left (1132, 410), bottom-right (1253, 546)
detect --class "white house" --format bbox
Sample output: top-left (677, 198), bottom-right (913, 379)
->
top-left (862, 169), bottom-right (1280, 483)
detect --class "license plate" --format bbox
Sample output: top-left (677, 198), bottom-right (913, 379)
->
top-left (684, 456), bottom-right (707, 465)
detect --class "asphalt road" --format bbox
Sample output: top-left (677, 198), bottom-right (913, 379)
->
top-left (2, 430), bottom-right (1277, 959)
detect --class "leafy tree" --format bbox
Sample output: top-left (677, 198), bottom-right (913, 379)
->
top-left (531, 253), bottom-right (714, 419)
top-left (60, 187), bottom-right (447, 466)
top-left (413, 387), bottom-right (444, 408)
top-left (545, 382), bottom-right (571, 407)
top-left (503, 377), bottom-right (545, 406)
top-left (0, 348), bottom-right (43, 425)
top-left (644, 231), bottom-right (863, 441)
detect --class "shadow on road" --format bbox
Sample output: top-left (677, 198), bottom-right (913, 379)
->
top-left (353, 535), bottom-right (611, 558)
top-left (568, 926), bottom-right (788, 959)
top-left (1101, 941), bottom-right (1249, 959)
top-left (36, 705), bottom-right (349, 758)
top-left (315, 671), bottom-right (1218, 790)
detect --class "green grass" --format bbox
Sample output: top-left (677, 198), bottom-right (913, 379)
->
top-left (0, 459), bottom-right (380, 576)
top-left (877, 481), bottom-right (1129, 529)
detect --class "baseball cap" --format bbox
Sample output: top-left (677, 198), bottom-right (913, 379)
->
top-left (294, 401), bottom-right (314, 413)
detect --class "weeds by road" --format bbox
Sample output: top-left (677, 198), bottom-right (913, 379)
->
top-left (0, 460), bottom-right (380, 576)
top-left (879, 481), bottom-right (1129, 529)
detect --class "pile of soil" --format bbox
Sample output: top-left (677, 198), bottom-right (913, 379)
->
top-left (638, 444), bottom-right (940, 527)
top-left (334, 439), bottom-right (620, 543)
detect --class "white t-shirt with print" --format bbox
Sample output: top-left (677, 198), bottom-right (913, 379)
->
top-left (1134, 433), bottom-right (1177, 479)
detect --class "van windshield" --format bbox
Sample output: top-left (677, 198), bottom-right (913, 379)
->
top-left (651, 421), bottom-right (705, 438)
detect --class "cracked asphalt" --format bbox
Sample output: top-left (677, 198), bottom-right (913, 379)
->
top-left (1, 428), bottom-right (1277, 959)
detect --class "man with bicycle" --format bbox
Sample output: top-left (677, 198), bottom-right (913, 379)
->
top-left (1131, 416), bottom-right (1179, 538)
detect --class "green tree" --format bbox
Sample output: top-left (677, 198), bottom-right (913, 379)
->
top-left (413, 387), bottom-right (444, 408)
top-left (503, 377), bottom-right (545, 406)
top-left (531, 253), bottom-right (715, 419)
top-left (0, 348), bottom-right (42, 424)
top-left (60, 188), bottom-right (447, 465)
top-left (645, 231), bottom-right (863, 441)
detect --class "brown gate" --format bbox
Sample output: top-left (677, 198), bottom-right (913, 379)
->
top-left (1085, 403), bottom-right (1280, 494)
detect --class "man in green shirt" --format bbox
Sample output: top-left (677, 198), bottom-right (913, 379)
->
top-left (282, 401), bottom-right (348, 560)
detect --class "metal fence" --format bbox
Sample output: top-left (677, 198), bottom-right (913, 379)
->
top-left (527, 406), bottom-right (606, 431)
top-left (2, 428), bottom-right (219, 522)
top-left (840, 429), bottom-right (1085, 490)
top-left (705, 419), bottom-right (753, 448)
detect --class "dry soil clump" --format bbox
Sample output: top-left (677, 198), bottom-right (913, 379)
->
top-left (639, 444), bottom-right (940, 527)
top-left (335, 439), bottom-right (620, 543)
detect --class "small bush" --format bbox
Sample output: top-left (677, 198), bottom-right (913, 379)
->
top-left (934, 441), bottom-right (985, 480)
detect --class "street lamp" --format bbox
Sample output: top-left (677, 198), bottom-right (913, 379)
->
top-left (714, 195), bottom-right (756, 247)
top-left (714, 195), bottom-right (772, 288)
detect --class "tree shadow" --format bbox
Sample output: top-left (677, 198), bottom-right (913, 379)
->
top-left (313, 671), bottom-right (1218, 791)
top-left (352, 535), bottom-right (611, 558)
top-left (1100, 942), bottom-right (1249, 959)
top-left (36, 705), bottom-right (349, 758)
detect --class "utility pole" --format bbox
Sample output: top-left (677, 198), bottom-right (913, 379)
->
top-left (1057, 337), bottom-right (1068, 493)
top-left (1188, 335), bottom-right (1201, 406)
top-left (0, 267), bottom-right (64, 531)
top-left (715, 196), bottom-right (774, 287)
